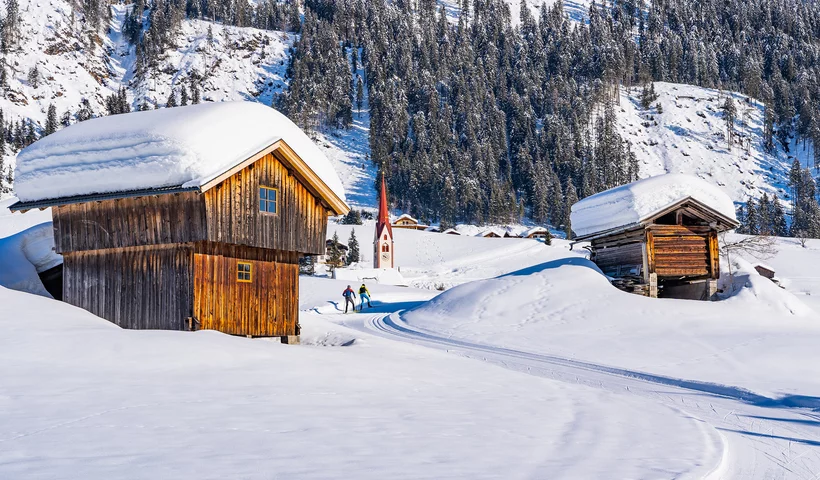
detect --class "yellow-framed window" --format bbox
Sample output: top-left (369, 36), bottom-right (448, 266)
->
top-left (237, 262), bottom-right (252, 282)
top-left (259, 186), bottom-right (278, 214)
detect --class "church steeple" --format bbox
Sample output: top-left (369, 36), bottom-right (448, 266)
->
top-left (376, 173), bottom-right (392, 239)
top-left (374, 173), bottom-right (394, 269)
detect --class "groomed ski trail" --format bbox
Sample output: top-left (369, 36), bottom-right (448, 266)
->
top-left (333, 310), bottom-right (820, 479)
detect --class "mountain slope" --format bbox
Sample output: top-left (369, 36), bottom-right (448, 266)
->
top-left (618, 82), bottom-right (804, 204)
top-left (0, 0), bottom-right (812, 216)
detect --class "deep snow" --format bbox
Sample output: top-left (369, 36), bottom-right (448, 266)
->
top-left (4, 182), bottom-right (820, 478)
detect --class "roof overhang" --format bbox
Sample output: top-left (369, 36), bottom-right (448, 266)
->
top-left (572, 196), bottom-right (739, 242)
top-left (8, 139), bottom-right (350, 216)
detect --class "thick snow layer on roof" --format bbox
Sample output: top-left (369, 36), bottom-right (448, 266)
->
top-left (522, 226), bottom-right (549, 237)
top-left (14, 102), bottom-right (345, 203)
top-left (570, 174), bottom-right (737, 238)
top-left (0, 222), bottom-right (62, 297)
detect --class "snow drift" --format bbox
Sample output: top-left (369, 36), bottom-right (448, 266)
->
top-left (14, 102), bottom-right (346, 202)
top-left (0, 222), bottom-right (62, 297)
top-left (570, 173), bottom-right (737, 238)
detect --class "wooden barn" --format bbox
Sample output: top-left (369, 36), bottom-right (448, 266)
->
top-left (570, 174), bottom-right (738, 300)
top-left (10, 102), bottom-right (348, 341)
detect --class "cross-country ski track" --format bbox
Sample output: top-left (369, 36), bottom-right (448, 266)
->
top-left (324, 309), bottom-right (820, 479)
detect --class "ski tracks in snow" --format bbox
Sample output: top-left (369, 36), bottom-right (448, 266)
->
top-left (333, 311), bottom-right (820, 479)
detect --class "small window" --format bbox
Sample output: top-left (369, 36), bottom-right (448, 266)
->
top-left (259, 186), bottom-right (278, 214)
top-left (237, 262), bottom-right (252, 282)
top-left (383, 234), bottom-right (387, 240)
top-left (382, 244), bottom-right (389, 253)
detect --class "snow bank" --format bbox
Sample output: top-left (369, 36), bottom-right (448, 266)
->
top-left (0, 222), bottom-right (62, 297)
top-left (570, 173), bottom-right (737, 238)
top-left (14, 102), bottom-right (345, 202)
top-left (333, 267), bottom-right (408, 286)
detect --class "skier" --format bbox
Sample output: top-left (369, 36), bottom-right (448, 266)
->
top-left (342, 285), bottom-right (356, 313)
top-left (358, 283), bottom-right (372, 311)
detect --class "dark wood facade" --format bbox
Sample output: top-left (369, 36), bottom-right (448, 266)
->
top-left (583, 198), bottom-right (736, 300)
top-left (30, 141), bottom-right (348, 337)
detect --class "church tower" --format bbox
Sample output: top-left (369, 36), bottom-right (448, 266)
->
top-left (374, 174), bottom-right (394, 269)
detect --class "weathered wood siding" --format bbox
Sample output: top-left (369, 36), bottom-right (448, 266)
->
top-left (647, 225), bottom-right (715, 278)
top-left (203, 151), bottom-right (328, 255)
top-left (63, 246), bottom-right (193, 330)
top-left (193, 243), bottom-right (299, 336)
top-left (52, 192), bottom-right (206, 254)
top-left (591, 229), bottom-right (645, 278)
top-left (52, 151), bottom-right (329, 255)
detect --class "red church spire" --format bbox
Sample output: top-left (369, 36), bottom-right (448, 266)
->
top-left (376, 173), bottom-right (392, 238)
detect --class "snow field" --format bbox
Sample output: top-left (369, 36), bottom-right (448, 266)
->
top-left (0, 282), bottom-right (723, 479)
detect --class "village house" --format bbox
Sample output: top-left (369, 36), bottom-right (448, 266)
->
top-left (570, 174), bottom-right (738, 300)
top-left (10, 102), bottom-right (348, 341)
top-left (521, 226), bottom-right (550, 240)
top-left (392, 213), bottom-right (428, 230)
top-left (477, 229), bottom-right (504, 238)
top-left (319, 238), bottom-right (349, 267)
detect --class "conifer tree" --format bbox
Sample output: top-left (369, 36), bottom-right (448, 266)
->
top-left (722, 97), bottom-right (736, 150)
top-left (166, 90), bottom-right (177, 108)
top-left (355, 75), bottom-right (364, 117)
top-left (347, 230), bottom-right (360, 264)
top-left (771, 195), bottom-right (787, 237)
top-left (191, 82), bottom-right (201, 104)
top-left (745, 196), bottom-right (759, 235)
top-left (44, 103), bottom-right (58, 136)
top-left (762, 104), bottom-right (775, 153)
top-left (327, 231), bottom-right (343, 271)
top-left (27, 65), bottom-right (40, 89)
top-left (180, 86), bottom-right (189, 106)
top-left (563, 180), bottom-right (578, 239)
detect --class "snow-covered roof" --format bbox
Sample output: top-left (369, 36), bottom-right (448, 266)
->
top-left (441, 228), bottom-right (460, 235)
top-left (522, 226), bottom-right (549, 237)
top-left (570, 174), bottom-right (738, 239)
top-left (477, 228), bottom-right (506, 237)
top-left (394, 213), bottom-right (419, 223)
top-left (13, 102), bottom-right (346, 206)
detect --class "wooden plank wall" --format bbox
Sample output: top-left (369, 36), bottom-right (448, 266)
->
top-left (203, 151), bottom-right (328, 255)
top-left (52, 192), bottom-right (206, 254)
top-left (647, 225), bottom-right (711, 278)
top-left (591, 229), bottom-right (646, 278)
top-left (63, 246), bottom-right (193, 330)
top-left (192, 243), bottom-right (299, 336)
top-left (53, 152), bottom-right (329, 256)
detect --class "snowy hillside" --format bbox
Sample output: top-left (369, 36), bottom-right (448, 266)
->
top-left (619, 82), bottom-right (804, 203)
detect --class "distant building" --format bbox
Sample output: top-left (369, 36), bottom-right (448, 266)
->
top-left (521, 227), bottom-right (550, 240)
top-left (319, 239), bottom-right (349, 267)
top-left (393, 213), bottom-right (428, 230)
top-left (374, 175), bottom-right (395, 269)
top-left (571, 174), bottom-right (738, 301)
top-left (442, 228), bottom-right (460, 235)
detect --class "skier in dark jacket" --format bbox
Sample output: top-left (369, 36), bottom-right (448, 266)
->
top-left (342, 285), bottom-right (356, 313)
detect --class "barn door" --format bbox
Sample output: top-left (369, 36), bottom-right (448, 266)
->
top-left (651, 232), bottom-right (709, 278)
